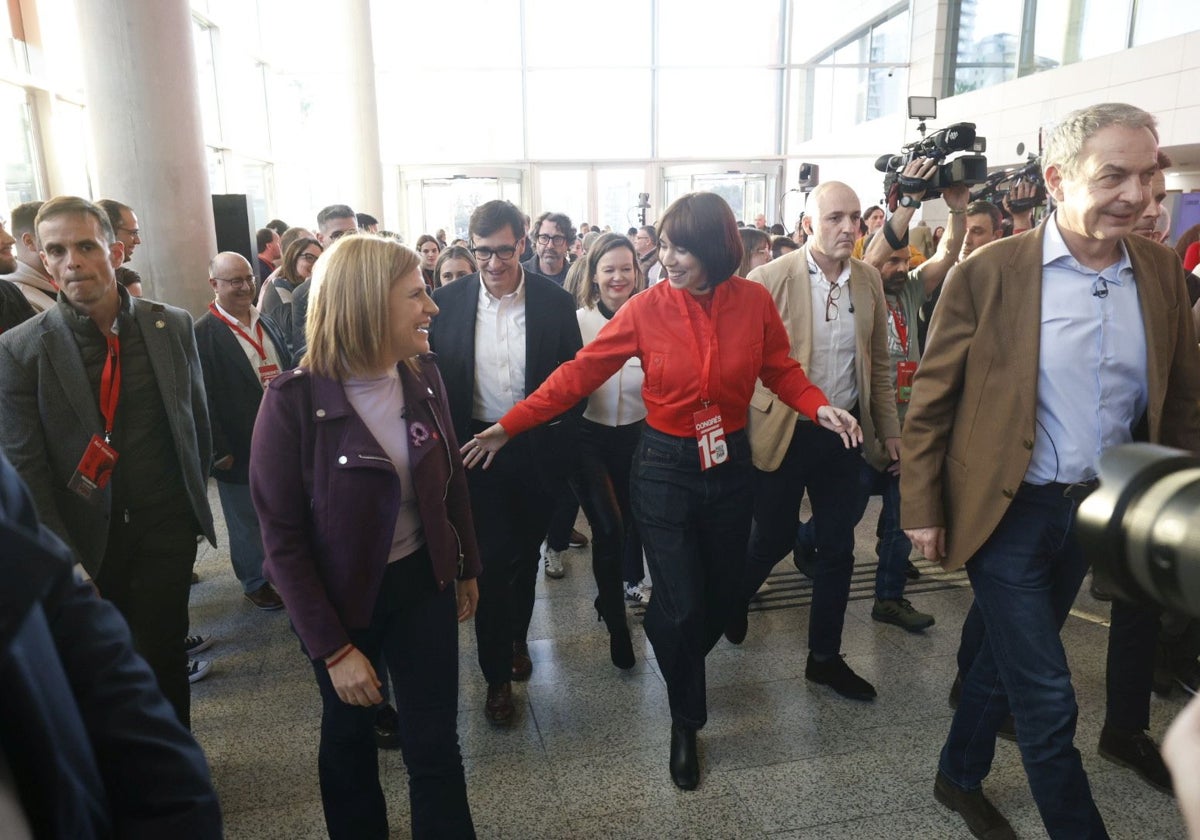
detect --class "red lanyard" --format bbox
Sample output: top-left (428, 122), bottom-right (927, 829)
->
top-left (672, 287), bottom-right (718, 405)
top-left (100, 335), bottom-right (121, 443)
top-left (209, 303), bottom-right (267, 360)
top-left (887, 300), bottom-right (908, 356)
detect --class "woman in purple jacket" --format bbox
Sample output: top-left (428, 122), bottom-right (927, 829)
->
top-left (250, 235), bottom-right (480, 840)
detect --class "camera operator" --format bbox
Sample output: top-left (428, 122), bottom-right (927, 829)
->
top-left (1003, 179), bottom-right (1040, 235)
top-left (901, 102), bottom-right (1200, 840)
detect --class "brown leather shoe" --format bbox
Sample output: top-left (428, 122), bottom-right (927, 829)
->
top-left (934, 771), bottom-right (1016, 839)
top-left (512, 641), bottom-right (532, 681)
top-left (485, 682), bottom-right (514, 724)
top-left (245, 582), bottom-right (284, 611)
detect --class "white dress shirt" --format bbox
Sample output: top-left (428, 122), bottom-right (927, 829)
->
top-left (213, 301), bottom-right (282, 387)
top-left (805, 254), bottom-right (858, 411)
top-left (1026, 213), bottom-right (1147, 484)
top-left (472, 273), bottom-right (528, 422)
top-left (577, 305), bottom-right (646, 426)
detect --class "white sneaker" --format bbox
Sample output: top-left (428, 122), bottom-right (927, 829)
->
top-left (542, 540), bottom-right (565, 579)
top-left (188, 658), bottom-right (212, 684)
top-left (624, 581), bottom-right (652, 604)
top-left (184, 634), bottom-right (213, 655)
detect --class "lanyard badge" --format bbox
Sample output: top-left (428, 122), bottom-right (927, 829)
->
top-left (69, 334), bottom-right (121, 498)
top-left (674, 288), bottom-right (729, 471)
top-left (209, 303), bottom-right (279, 387)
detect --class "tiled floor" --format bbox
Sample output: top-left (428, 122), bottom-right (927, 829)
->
top-left (189, 488), bottom-right (1188, 838)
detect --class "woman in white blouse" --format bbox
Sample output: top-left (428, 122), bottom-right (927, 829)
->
top-left (564, 233), bottom-right (649, 669)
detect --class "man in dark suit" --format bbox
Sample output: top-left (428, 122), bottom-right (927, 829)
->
top-left (0, 196), bottom-right (216, 728)
top-left (429, 199), bottom-right (583, 724)
top-left (0, 450), bottom-right (222, 838)
top-left (902, 103), bottom-right (1200, 839)
top-left (195, 251), bottom-right (290, 611)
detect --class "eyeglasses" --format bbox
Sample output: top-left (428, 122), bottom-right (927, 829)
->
top-left (535, 234), bottom-right (567, 246)
top-left (328, 229), bottom-right (356, 241)
top-left (297, 253), bottom-right (319, 263)
top-left (470, 244), bottom-right (519, 261)
top-left (118, 226), bottom-right (140, 238)
top-left (216, 275), bottom-right (256, 290)
top-left (825, 282), bottom-right (846, 322)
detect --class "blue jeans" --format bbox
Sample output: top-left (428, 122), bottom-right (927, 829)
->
top-left (632, 426), bottom-right (753, 729)
top-left (743, 421), bottom-right (861, 657)
top-left (939, 483), bottom-right (1107, 840)
top-left (795, 458), bottom-right (912, 600)
top-left (215, 480), bottom-right (268, 594)
top-left (309, 549), bottom-right (474, 840)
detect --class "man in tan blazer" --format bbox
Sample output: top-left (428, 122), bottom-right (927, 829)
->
top-left (728, 181), bottom-right (900, 702)
top-left (902, 103), bottom-right (1200, 840)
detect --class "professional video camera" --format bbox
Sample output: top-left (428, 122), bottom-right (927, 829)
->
top-left (875, 122), bottom-right (989, 207)
top-left (1077, 444), bottom-right (1200, 619)
top-left (971, 154), bottom-right (1047, 212)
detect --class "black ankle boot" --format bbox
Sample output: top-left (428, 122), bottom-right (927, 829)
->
top-left (596, 597), bottom-right (635, 669)
top-left (669, 723), bottom-right (699, 790)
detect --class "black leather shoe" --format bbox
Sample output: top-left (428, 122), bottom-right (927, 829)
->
top-left (374, 703), bottom-right (401, 750)
top-left (949, 674), bottom-right (1016, 742)
top-left (934, 771), bottom-right (1017, 839)
top-left (1099, 725), bottom-right (1173, 795)
top-left (610, 628), bottom-right (635, 670)
top-left (485, 682), bottom-right (514, 725)
top-left (669, 723), bottom-right (699, 790)
top-left (724, 601), bottom-right (749, 645)
top-left (511, 641), bottom-right (532, 681)
top-left (806, 653), bottom-right (876, 701)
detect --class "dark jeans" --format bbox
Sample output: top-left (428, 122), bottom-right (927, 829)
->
top-left (570, 419), bottom-right (642, 632)
top-left (795, 457), bottom-right (912, 601)
top-left (95, 497), bottom-right (198, 728)
top-left (743, 420), bottom-right (862, 657)
top-left (939, 483), bottom-right (1106, 840)
top-left (467, 429), bottom-right (554, 684)
top-left (309, 550), bottom-right (474, 840)
top-left (632, 426), bottom-right (752, 729)
top-left (545, 487), bottom-right (579, 552)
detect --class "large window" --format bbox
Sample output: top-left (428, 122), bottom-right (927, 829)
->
top-left (406, 174), bottom-right (524, 242)
top-left (949, 0), bottom-right (1196, 96)
top-left (802, 7), bottom-right (910, 141)
top-left (0, 83), bottom-right (43, 205)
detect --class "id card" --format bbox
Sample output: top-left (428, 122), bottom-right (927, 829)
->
top-left (693, 405), bottom-right (728, 471)
top-left (258, 362), bottom-right (282, 387)
top-left (896, 360), bottom-right (917, 403)
top-left (68, 434), bottom-right (119, 499)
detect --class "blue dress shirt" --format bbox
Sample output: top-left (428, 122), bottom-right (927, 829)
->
top-left (1026, 214), bottom-right (1147, 485)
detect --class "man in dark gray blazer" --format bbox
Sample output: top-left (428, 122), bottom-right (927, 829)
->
top-left (0, 196), bottom-right (215, 728)
top-left (429, 199), bottom-right (583, 725)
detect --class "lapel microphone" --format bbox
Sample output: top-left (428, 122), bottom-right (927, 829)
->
top-left (1092, 277), bottom-right (1109, 299)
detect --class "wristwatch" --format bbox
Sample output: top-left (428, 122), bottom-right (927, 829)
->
top-left (898, 195), bottom-right (922, 209)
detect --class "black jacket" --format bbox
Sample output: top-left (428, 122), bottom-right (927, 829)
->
top-left (194, 308), bottom-right (292, 484)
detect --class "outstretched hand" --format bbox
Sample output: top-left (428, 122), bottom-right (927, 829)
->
top-left (460, 423), bottom-right (511, 470)
top-left (816, 405), bottom-right (863, 448)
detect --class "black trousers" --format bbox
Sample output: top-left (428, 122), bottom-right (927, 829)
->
top-left (1106, 597), bottom-right (1160, 731)
top-left (467, 430), bottom-right (555, 684)
top-left (95, 497), bottom-right (198, 728)
top-left (310, 550), bottom-right (473, 840)
top-left (570, 419), bottom-right (642, 632)
top-left (632, 426), bottom-right (753, 729)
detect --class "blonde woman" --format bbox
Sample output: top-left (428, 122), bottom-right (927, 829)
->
top-left (250, 236), bottom-right (479, 839)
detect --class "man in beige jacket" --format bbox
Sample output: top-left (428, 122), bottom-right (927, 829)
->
top-left (727, 181), bottom-right (900, 703)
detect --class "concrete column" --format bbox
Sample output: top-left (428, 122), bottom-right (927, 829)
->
top-left (329, 0), bottom-right (385, 219)
top-left (72, 0), bottom-right (216, 315)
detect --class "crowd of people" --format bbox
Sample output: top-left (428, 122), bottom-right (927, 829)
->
top-left (3, 100), bottom-right (1200, 839)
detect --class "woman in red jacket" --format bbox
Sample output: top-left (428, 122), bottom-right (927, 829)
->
top-left (462, 192), bottom-right (861, 791)
top-left (250, 236), bottom-right (480, 839)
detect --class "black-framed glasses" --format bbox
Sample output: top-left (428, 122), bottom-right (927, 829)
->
top-left (297, 252), bottom-right (319, 263)
top-left (118, 226), bottom-right (140, 238)
top-left (216, 275), bottom-right (256, 290)
top-left (535, 234), bottom-right (567, 246)
top-left (825, 282), bottom-right (845, 322)
top-left (470, 244), bottom-right (519, 261)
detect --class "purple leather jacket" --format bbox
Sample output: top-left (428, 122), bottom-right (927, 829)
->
top-left (249, 355), bottom-right (481, 661)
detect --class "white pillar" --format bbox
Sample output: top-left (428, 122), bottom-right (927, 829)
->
top-left (73, 0), bottom-right (217, 315)
top-left (328, 0), bottom-right (385, 219)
